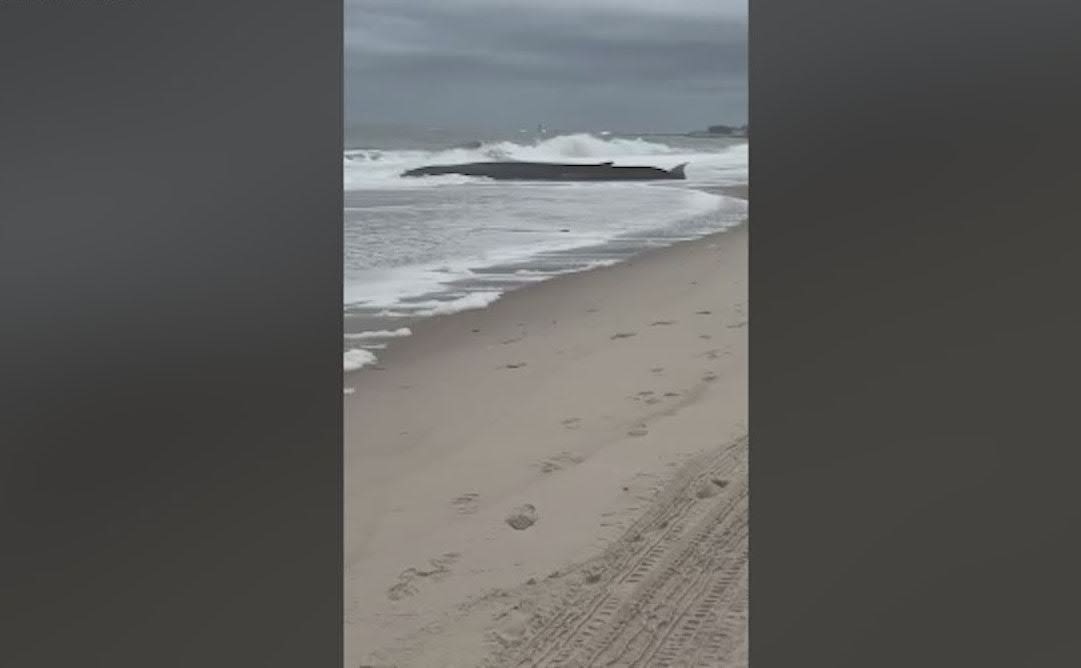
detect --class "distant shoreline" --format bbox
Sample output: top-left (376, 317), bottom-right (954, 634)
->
top-left (635, 132), bottom-right (748, 139)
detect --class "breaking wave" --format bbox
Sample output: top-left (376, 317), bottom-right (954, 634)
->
top-left (343, 133), bottom-right (746, 189)
top-left (343, 349), bottom-right (378, 372)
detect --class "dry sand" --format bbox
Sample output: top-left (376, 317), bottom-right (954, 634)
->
top-left (345, 223), bottom-right (748, 667)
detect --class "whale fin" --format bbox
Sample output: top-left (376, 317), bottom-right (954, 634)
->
top-left (668, 162), bottom-right (688, 179)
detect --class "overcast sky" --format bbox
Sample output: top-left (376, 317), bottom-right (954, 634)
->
top-left (345, 0), bottom-right (747, 134)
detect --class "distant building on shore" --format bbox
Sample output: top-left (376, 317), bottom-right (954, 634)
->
top-left (705, 124), bottom-right (749, 137)
top-left (684, 123), bottom-right (748, 139)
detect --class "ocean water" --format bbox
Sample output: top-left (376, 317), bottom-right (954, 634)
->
top-left (343, 127), bottom-right (748, 372)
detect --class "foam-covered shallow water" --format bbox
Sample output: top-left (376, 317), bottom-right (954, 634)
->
top-left (344, 132), bottom-right (748, 371)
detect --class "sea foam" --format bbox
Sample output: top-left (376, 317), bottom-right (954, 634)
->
top-left (344, 349), bottom-right (378, 372)
top-left (343, 328), bottom-right (412, 340)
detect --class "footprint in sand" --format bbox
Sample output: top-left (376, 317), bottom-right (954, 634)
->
top-left (663, 391), bottom-right (682, 398)
top-left (504, 362), bottom-right (527, 369)
top-left (582, 568), bottom-right (604, 584)
top-left (631, 391), bottom-right (662, 405)
top-left (387, 553), bottom-right (460, 600)
top-left (451, 493), bottom-right (480, 515)
top-left (501, 336), bottom-right (523, 345)
top-left (627, 426), bottom-right (649, 438)
top-left (703, 372), bottom-right (719, 383)
top-left (610, 332), bottom-right (637, 340)
top-left (561, 417), bottom-right (582, 430)
top-left (560, 451), bottom-right (585, 464)
top-left (650, 367), bottom-right (665, 374)
top-left (506, 504), bottom-right (538, 530)
top-left (695, 482), bottom-right (720, 499)
top-left (696, 310), bottom-right (712, 315)
top-left (537, 451), bottom-right (585, 473)
top-left (727, 320), bottom-right (748, 329)
top-left (586, 307), bottom-right (600, 313)
top-left (699, 334), bottom-right (713, 340)
top-left (650, 320), bottom-right (676, 327)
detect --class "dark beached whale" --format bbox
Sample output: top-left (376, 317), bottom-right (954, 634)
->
top-left (401, 161), bottom-right (688, 181)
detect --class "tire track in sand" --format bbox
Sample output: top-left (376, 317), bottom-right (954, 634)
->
top-left (486, 436), bottom-right (748, 668)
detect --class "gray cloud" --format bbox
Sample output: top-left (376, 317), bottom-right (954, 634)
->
top-left (346, 0), bottom-right (747, 133)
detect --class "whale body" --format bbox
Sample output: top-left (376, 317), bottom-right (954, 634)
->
top-left (401, 161), bottom-right (688, 181)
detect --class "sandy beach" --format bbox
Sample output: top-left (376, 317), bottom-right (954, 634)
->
top-left (345, 222), bottom-right (748, 667)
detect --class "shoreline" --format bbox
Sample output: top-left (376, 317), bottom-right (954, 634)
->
top-left (344, 184), bottom-right (748, 366)
top-left (344, 222), bottom-right (748, 666)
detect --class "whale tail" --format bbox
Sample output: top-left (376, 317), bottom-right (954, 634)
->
top-left (668, 162), bottom-right (688, 179)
